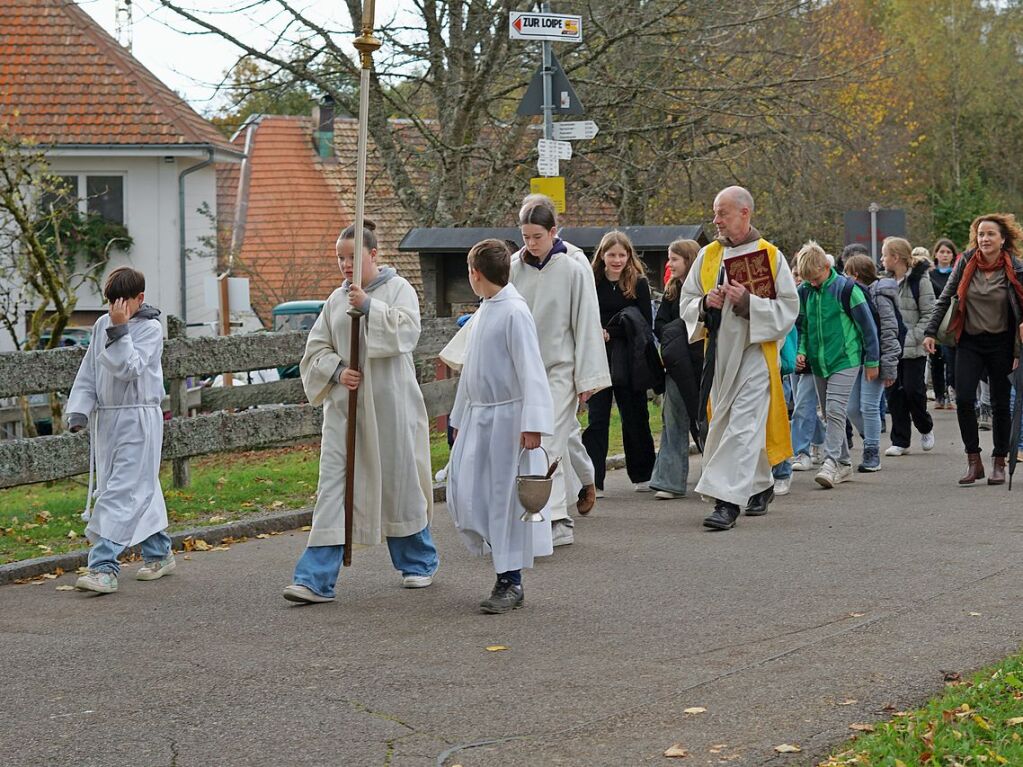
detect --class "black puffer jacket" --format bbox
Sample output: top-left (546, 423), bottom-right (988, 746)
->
top-left (607, 306), bottom-right (664, 393)
top-left (655, 294), bottom-right (704, 427)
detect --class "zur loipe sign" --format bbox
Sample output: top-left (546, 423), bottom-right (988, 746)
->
top-left (509, 12), bottom-right (583, 43)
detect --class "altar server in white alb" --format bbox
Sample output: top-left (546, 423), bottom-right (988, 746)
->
top-left (67, 267), bottom-right (173, 595)
top-left (680, 186), bottom-right (799, 531)
top-left (283, 220), bottom-right (438, 604)
top-left (447, 239), bottom-right (554, 614)
top-left (510, 196), bottom-right (611, 547)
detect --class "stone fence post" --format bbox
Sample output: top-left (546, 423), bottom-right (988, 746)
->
top-left (166, 315), bottom-right (190, 488)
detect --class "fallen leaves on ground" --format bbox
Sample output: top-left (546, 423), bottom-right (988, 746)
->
top-left (848, 723), bottom-right (875, 732)
top-left (774, 743), bottom-right (801, 753)
top-left (485, 645), bottom-right (508, 652)
top-left (663, 743), bottom-right (688, 757)
top-left (683, 707), bottom-right (707, 715)
top-left (837, 699), bottom-right (858, 706)
top-left (35, 510), bottom-right (51, 524)
top-left (1006, 716), bottom-right (1023, 725)
top-left (55, 584), bottom-right (75, 591)
top-left (182, 537), bottom-right (211, 552)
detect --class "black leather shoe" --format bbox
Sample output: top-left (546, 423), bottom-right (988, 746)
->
top-left (703, 500), bottom-right (741, 530)
top-left (479, 579), bottom-right (524, 614)
top-left (745, 486), bottom-right (774, 516)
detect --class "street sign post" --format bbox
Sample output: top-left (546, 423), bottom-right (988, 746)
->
top-left (552, 120), bottom-right (599, 141)
top-left (509, 11), bottom-right (582, 42)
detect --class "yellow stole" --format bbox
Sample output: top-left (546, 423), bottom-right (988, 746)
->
top-left (699, 240), bottom-right (792, 466)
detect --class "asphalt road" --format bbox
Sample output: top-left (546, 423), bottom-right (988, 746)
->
top-left (3, 409), bottom-right (1022, 767)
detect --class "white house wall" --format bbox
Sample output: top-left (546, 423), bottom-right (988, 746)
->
top-left (40, 155), bottom-right (220, 339)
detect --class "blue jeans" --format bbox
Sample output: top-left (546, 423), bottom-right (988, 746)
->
top-left (649, 377), bottom-right (689, 495)
top-left (772, 460), bottom-right (792, 480)
top-left (847, 369), bottom-right (885, 449)
top-left (292, 526), bottom-right (439, 599)
top-left (88, 531), bottom-right (172, 575)
top-left (791, 373), bottom-right (825, 457)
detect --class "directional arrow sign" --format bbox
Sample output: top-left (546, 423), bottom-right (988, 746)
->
top-left (538, 138), bottom-right (572, 161)
top-left (509, 12), bottom-right (582, 43)
top-left (537, 155), bottom-right (559, 177)
top-left (552, 121), bottom-right (599, 141)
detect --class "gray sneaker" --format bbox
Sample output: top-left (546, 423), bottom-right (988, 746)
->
top-left (136, 554), bottom-right (176, 581)
top-left (480, 579), bottom-right (524, 614)
top-left (282, 584), bottom-right (334, 604)
top-left (75, 571), bottom-right (117, 594)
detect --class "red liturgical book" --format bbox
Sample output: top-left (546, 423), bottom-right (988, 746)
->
top-left (724, 249), bottom-right (776, 299)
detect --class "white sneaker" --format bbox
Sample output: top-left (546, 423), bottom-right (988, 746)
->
top-left (634, 482), bottom-right (652, 492)
top-left (774, 477), bottom-right (791, 496)
top-left (552, 518), bottom-right (575, 547)
top-left (434, 464), bottom-right (448, 483)
top-left (282, 584), bottom-right (334, 603)
top-left (885, 445), bottom-right (910, 457)
top-left (594, 488), bottom-right (605, 499)
top-left (74, 571), bottom-right (118, 594)
top-left (814, 458), bottom-right (839, 489)
top-left (401, 573), bottom-right (434, 589)
top-left (654, 490), bottom-right (683, 500)
top-left (136, 554), bottom-right (175, 581)
top-left (791, 453), bottom-right (813, 471)
top-left (921, 431), bottom-right (935, 451)
top-left (834, 463), bottom-right (853, 485)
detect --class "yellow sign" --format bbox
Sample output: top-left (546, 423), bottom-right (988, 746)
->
top-left (530, 176), bottom-right (566, 213)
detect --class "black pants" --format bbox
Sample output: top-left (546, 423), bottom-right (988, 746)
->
top-left (955, 331), bottom-right (1014, 456)
top-left (886, 356), bottom-right (933, 448)
top-left (582, 386), bottom-right (655, 488)
top-left (929, 346), bottom-right (957, 399)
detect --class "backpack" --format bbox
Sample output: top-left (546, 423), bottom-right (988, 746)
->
top-left (841, 280), bottom-right (907, 352)
top-left (799, 277), bottom-right (907, 351)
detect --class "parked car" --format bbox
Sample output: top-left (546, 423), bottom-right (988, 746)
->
top-left (271, 300), bottom-right (324, 379)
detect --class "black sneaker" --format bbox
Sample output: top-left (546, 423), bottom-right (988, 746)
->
top-left (703, 500), bottom-right (741, 530)
top-left (479, 578), bottom-right (524, 614)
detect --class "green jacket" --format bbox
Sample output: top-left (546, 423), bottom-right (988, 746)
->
top-left (797, 269), bottom-right (880, 378)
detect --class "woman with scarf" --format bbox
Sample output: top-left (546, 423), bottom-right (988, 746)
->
top-left (924, 214), bottom-right (1023, 485)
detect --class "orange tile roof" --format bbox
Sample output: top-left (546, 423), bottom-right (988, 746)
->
top-left (0, 0), bottom-right (235, 152)
top-left (220, 116), bottom-right (349, 321)
top-left (219, 116), bottom-right (426, 322)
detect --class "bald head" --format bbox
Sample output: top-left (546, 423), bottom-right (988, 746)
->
top-left (712, 186), bottom-right (755, 245)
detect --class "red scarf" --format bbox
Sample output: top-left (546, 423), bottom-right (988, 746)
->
top-left (951, 249), bottom-right (1023, 339)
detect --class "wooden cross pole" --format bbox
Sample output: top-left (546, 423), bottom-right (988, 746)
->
top-left (343, 1), bottom-right (381, 567)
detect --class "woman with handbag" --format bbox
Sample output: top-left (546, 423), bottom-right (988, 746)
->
top-left (924, 213), bottom-right (1023, 485)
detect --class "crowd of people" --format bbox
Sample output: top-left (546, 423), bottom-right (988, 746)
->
top-left (63, 186), bottom-right (1023, 616)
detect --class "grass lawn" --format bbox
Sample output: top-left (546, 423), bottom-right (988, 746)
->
top-left (0, 400), bottom-right (664, 565)
top-left (821, 652), bottom-right (1023, 766)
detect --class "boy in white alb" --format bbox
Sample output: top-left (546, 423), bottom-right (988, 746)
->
top-left (448, 240), bottom-right (554, 613)
top-left (67, 267), bottom-right (173, 594)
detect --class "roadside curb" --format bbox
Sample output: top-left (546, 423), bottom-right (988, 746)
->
top-left (0, 453), bottom-right (629, 585)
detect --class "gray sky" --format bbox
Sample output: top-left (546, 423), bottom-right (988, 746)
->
top-left (77, 0), bottom-right (409, 115)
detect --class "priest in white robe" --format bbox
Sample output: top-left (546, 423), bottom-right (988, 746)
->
top-left (680, 186), bottom-right (799, 530)
top-left (284, 223), bottom-right (438, 604)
